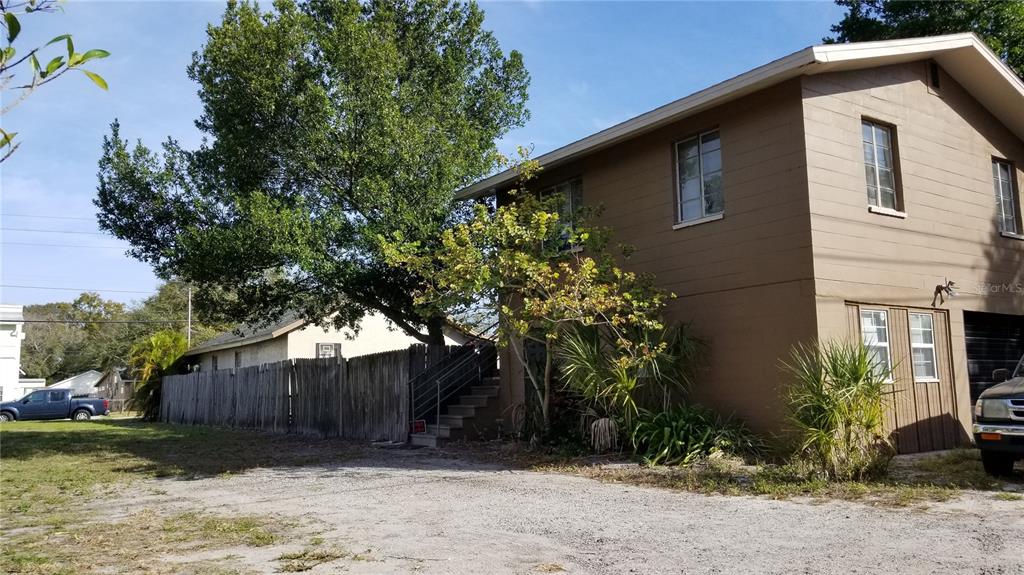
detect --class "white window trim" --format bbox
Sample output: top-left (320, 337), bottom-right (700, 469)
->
top-left (993, 159), bottom-right (1019, 235)
top-left (674, 129), bottom-right (722, 225)
top-left (868, 205), bottom-right (907, 219)
top-left (860, 309), bottom-right (893, 383)
top-left (909, 312), bottom-right (940, 383)
top-left (672, 212), bottom-right (724, 230)
top-left (1000, 230), bottom-right (1024, 241)
top-left (862, 120), bottom-right (899, 210)
top-left (542, 178), bottom-right (583, 250)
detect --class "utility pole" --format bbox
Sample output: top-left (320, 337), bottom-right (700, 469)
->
top-left (186, 285), bottom-right (192, 347)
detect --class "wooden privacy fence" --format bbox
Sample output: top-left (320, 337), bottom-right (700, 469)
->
top-left (160, 345), bottom-right (457, 442)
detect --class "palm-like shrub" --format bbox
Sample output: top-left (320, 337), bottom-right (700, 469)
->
top-left (629, 406), bottom-right (760, 465)
top-left (556, 324), bottom-right (702, 450)
top-left (128, 330), bottom-right (188, 420)
top-left (782, 340), bottom-right (894, 480)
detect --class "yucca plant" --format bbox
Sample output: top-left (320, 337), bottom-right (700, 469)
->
top-left (629, 406), bottom-right (760, 466)
top-left (782, 340), bottom-right (895, 480)
top-left (556, 323), bottom-right (702, 451)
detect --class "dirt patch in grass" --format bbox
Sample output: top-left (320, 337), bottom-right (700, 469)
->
top-left (0, 508), bottom-right (282, 574)
top-left (0, 419), bottom-right (363, 527)
top-left (276, 545), bottom-right (373, 572)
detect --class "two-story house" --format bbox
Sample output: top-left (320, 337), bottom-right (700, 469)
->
top-left (457, 34), bottom-right (1024, 453)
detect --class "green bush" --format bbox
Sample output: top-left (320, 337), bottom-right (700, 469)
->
top-left (629, 406), bottom-right (761, 466)
top-left (782, 340), bottom-right (894, 480)
top-left (556, 323), bottom-right (703, 451)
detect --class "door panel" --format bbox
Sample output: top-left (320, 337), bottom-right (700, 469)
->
top-left (847, 302), bottom-right (961, 453)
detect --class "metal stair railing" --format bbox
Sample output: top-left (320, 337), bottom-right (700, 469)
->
top-left (410, 322), bottom-right (499, 426)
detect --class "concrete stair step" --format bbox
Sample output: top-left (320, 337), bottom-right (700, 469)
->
top-left (481, 376), bottom-right (501, 386)
top-left (438, 414), bottom-right (467, 428)
top-left (425, 424), bottom-right (460, 439)
top-left (470, 385), bottom-right (499, 397)
top-left (459, 395), bottom-right (490, 407)
top-left (447, 404), bottom-right (476, 417)
top-left (410, 433), bottom-right (443, 448)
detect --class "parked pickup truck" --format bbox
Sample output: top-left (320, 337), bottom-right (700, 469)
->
top-left (974, 353), bottom-right (1024, 477)
top-left (0, 389), bottom-right (110, 422)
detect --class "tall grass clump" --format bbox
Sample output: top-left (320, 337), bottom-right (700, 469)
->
top-left (629, 406), bottom-right (761, 466)
top-left (783, 340), bottom-right (894, 480)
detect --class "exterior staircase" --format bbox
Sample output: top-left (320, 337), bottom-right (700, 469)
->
top-left (410, 375), bottom-right (501, 447)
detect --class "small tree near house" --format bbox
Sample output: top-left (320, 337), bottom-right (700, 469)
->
top-left (382, 153), bottom-right (673, 436)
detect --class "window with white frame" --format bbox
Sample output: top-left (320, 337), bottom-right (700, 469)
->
top-left (909, 312), bottom-right (938, 381)
top-left (993, 159), bottom-right (1019, 234)
top-left (860, 309), bottom-right (892, 380)
top-left (542, 178), bottom-right (583, 248)
top-left (862, 120), bottom-right (898, 210)
top-left (676, 130), bottom-right (723, 223)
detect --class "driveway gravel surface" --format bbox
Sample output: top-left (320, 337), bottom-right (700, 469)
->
top-left (116, 449), bottom-right (1024, 574)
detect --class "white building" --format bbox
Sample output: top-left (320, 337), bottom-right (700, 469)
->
top-left (182, 312), bottom-right (465, 372)
top-left (0, 304), bottom-right (27, 402)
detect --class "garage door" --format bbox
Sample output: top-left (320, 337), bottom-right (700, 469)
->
top-left (964, 311), bottom-right (1024, 402)
top-left (847, 303), bottom-right (963, 454)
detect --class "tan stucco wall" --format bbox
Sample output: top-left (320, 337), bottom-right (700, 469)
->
top-left (193, 313), bottom-right (459, 371)
top-left (802, 61), bottom-right (1024, 437)
top-left (198, 336), bottom-right (289, 371)
top-left (288, 313), bottom-right (458, 359)
top-left (499, 80), bottom-right (818, 431)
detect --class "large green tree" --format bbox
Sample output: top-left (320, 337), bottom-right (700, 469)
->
top-left (827, 0), bottom-right (1024, 78)
top-left (94, 0), bottom-right (529, 345)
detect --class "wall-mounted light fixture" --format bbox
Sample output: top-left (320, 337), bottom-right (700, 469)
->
top-left (932, 279), bottom-right (957, 307)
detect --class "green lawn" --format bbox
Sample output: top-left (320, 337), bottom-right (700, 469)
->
top-left (1, 419), bottom-right (361, 524)
top-left (0, 419), bottom-right (362, 575)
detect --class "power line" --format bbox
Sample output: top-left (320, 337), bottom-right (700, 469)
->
top-left (1, 213), bottom-right (96, 221)
top-left (1, 241), bottom-right (125, 249)
top-left (1, 227), bottom-right (109, 236)
top-left (21, 319), bottom-right (187, 324)
top-left (0, 284), bottom-right (154, 294)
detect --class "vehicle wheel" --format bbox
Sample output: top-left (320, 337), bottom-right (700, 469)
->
top-left (981, 450), bottom-right (1016, 477)
top-left (72, 410), bottom-right (92, 422)
top-left (0, 412), bottom-right (12, 423)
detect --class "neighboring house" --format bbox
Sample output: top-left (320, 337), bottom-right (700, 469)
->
top-left (458, 34), bottom-right (1024, 454)
top-left (49, 370), bottom-right (105, 396)
top-left (0, 304), bottom-right (26, 403)
top-left (182, 312), bottom-right (465, 371)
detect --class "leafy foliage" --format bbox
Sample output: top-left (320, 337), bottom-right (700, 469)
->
top-left (127, 330), bottom-right (188, 420)
top-left (556, 323), bottom-right (703, 449)
top-left (827, 0), bottom-right (1024, 78)
top-left (782, 340), bottom-right (895, 480)
top-left (94, 0), bottom-right (529, 345)
top-left (20, 281), bottom-right (231, 382)
top-left (384, 154), bottom-right (671, 433)
top-left (0, 0), bottom-right (109, 161)
top-left (629, 406), bottom-right (761, 466)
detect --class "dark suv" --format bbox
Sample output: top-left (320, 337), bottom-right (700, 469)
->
top-left (973, 353), bottom-right (1024, 477)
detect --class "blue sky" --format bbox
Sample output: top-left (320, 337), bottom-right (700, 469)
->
top-left (0, 0), bottom-right (845, 307)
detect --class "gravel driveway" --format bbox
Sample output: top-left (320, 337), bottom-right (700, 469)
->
top-left (127, 449), bottom-right (1023, 574)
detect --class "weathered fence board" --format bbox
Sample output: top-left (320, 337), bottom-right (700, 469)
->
top-left (160, 345), bottom-right (444, 441)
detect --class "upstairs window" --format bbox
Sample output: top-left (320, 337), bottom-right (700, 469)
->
top-left (676, 130), bottom-right (723, 223)
top-left (862, 120), bottom-right (899, 210)
top-left (543, 178), bottom-right (583, 249)
top-left (993, 159), bottom-right (1019, 235)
